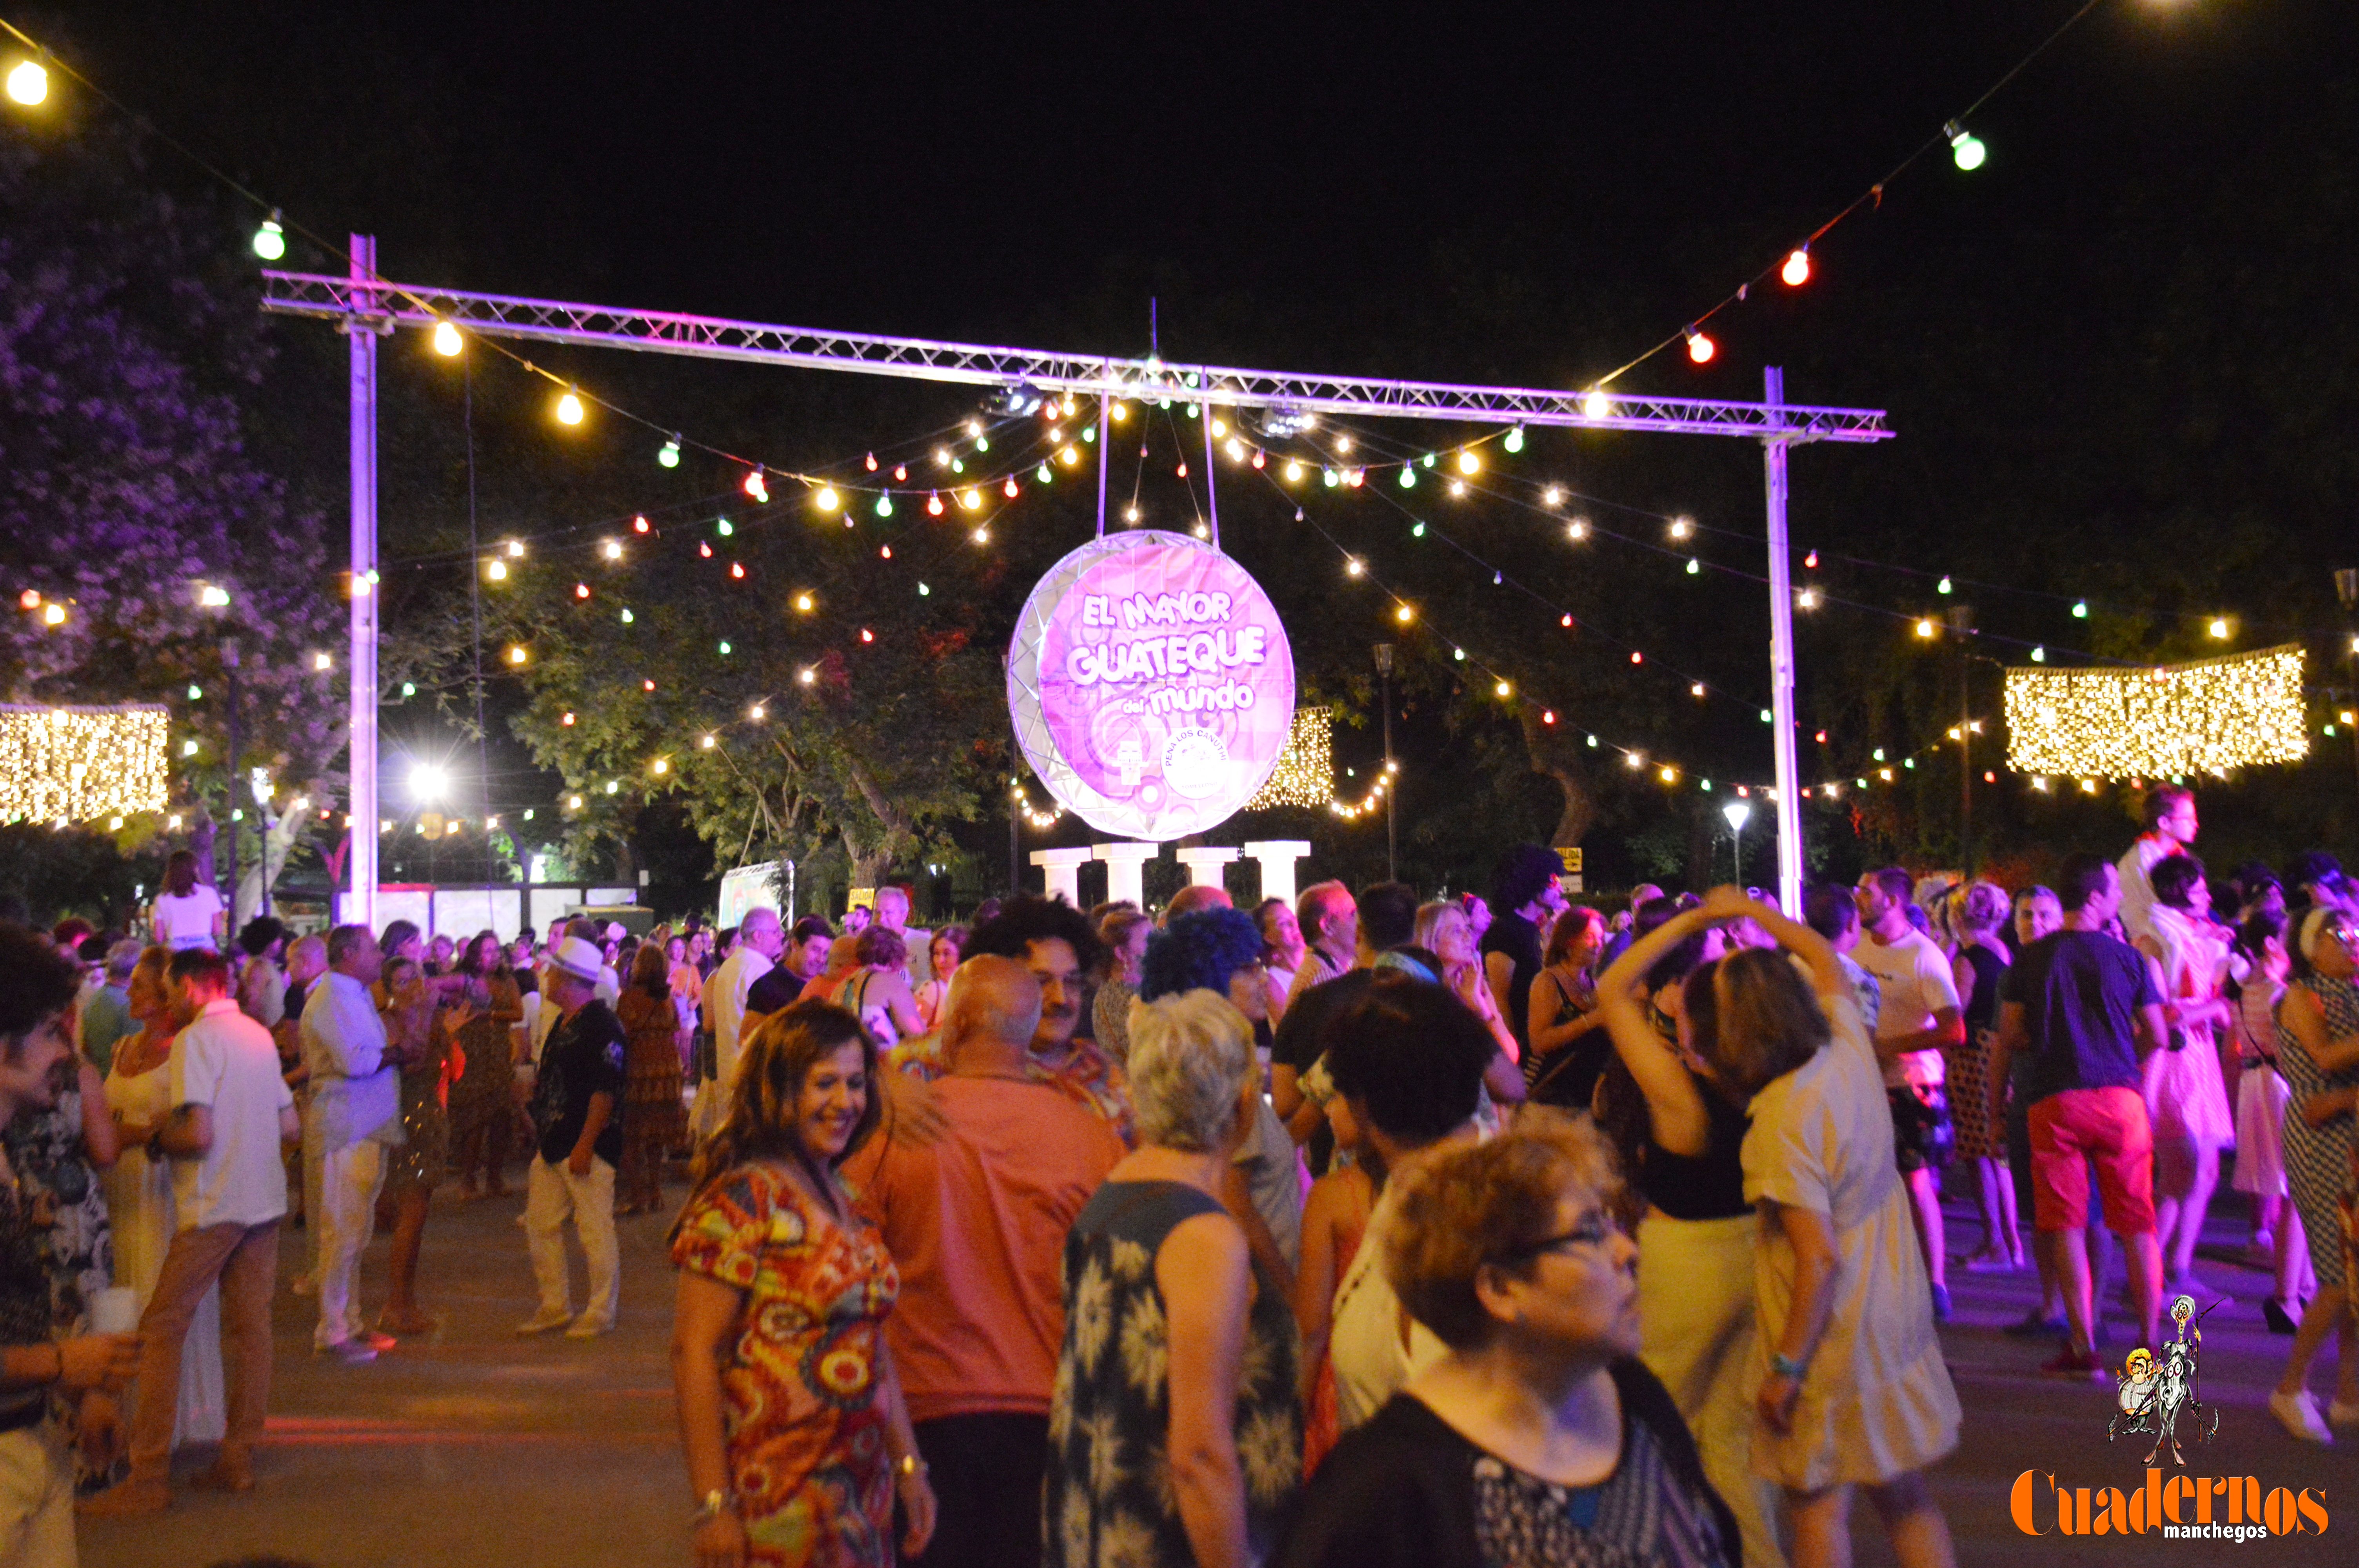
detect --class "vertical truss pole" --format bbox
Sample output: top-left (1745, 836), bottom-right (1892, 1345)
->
top-left (1763, 367), bottom-right (1803, 915)
top-left (1094, 372), bottom-right (1111, 538)
top-left (346, 234), bottom-right (380, 930)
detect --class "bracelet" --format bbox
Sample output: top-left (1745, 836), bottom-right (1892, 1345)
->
top-left (1769, 1352), bottom-right (1808, 1379)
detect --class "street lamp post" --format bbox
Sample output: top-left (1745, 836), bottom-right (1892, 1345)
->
top-left (1372, 642), bottom-right (1397, 882)
top-left (1721, 799), bottom-right (1752, 887)
top-left (1947, 604), bottom-right (1974, 873)
top-left (2338, 569), bottom-right (2359, 795)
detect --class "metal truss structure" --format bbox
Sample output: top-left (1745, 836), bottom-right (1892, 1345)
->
top-left (264, 248), bottom-right (1898, 923)
top-left (261, 272), bottom-right (1892, 444)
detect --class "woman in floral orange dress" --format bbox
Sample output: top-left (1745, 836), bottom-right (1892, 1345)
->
top-left (670, 1001), bottom-right (937, 1568)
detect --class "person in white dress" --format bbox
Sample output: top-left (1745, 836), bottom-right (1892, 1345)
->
top-left (2132, 854), bottom-right (2235, 1296)
top-left (99, 948), bottom-right (225, 1450)
top-left (149, 851), bottom-right (226, 955)
top-left (1687, 887), bottom-right (1960, 1568)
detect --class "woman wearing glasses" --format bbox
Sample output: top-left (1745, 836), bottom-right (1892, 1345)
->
top-left (2266, 905), bottom-right (2359, 1444)
top-left (1279, 1110), bottom-right (1738, 1568)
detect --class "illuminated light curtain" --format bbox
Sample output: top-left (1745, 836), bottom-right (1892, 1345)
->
top-left (2003, 645), bottom-right (2308, 780)
top-left (1246, 706), bottom-right (1334, 809)
top-left (0, 705), bottom-right (171, 822)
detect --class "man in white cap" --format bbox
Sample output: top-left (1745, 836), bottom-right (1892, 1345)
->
top-left (518, 936), bottom-right (627, 1337)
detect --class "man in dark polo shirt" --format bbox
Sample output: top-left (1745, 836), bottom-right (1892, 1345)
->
top-left (1989, 853), bottom-right (2166, 1379)
top-left (520, 937), bottom-right (627, 1339)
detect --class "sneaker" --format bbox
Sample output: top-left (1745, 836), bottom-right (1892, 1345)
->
top-left (2003, 1309), bottom-right (2068, 1339)
top-left (564, 1316), bottom-right (614, 1339)
top-left (352, 1330), bottom-right (398, 1353)
top-left (2041, 1345), bottom-right (2108, 1381)
top-left (1929, 1283), bottom-right (1953, 1323)
top-left (2270, 1389), bottom-right (2334, 1445)
top-left (515, 1307), bottom-right (574, 1335)
top-left (315, 1338), bottom-right (378, 1365)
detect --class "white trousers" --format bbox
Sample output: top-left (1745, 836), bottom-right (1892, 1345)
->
top-left (525, 1155), bottom-right (618, 1328)
top-left (1639, 1208), bottom-right (1787, 1568)
top-left (315, 1139), bottom-right (387, 1348)
top-left (0, 1424), bottom-right (75, 1568)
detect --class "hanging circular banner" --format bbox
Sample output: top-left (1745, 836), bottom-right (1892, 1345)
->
top-left (1008, 530), bottom-right (1296, 841)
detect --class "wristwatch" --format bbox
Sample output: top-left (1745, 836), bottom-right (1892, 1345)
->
top-left (1769, 1352), bottom-right (1808, 1379)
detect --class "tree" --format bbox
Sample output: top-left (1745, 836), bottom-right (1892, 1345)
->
top-left (0, 120), bottom-right (341, 919)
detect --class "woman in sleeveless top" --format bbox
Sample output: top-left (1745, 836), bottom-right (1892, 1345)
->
top-left (1525, 906), bottom-right (1608, 1105)
top-left (2230, 913), bottom-right (2309, 1330)
top-left (840, 926), bottom-right (923, 1050)
top-left (1046, 991), bottom-right (1300, 1568)
top-left (1947, 880), bottom-right (2025, 1272)
top-left (2267, 906), bottom-right (2359, 1443)
top-left (2134, 855), bottom-right (2236, 1293)
top-left (1592, 903), bottom-right (1786, 1568)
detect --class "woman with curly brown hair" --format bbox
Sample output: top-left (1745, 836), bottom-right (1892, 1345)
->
top-left (615, 943), bottom-right (687, 1216)
top-left (669, 1002), bottom-right (935, 1567)
top-left (445, 931), bottom-right (523, 1200)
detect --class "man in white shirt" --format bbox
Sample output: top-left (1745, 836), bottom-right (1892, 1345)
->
top-left (692, 908), bottom-right (780, 1134)
top-left (1853, 867), bottom-right (1966, 1321)
top-left (2116, 784), bottom-right (2197, 945)
top-left (873, 884), bottom-right (931, 988)
top-left (300, 925), bottom-right (405, 1363)
top-left (85, 948), bottom-right (298, 1515)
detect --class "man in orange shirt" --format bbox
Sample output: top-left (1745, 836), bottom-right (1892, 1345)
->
top-left (847, 956), bottom-right (1125, 1568)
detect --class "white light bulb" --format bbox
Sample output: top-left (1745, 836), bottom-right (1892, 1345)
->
top-left (5, 59), bottom-right (48, 106)
top-left (556, 390), bottom-right (584, 425)
top-left (251, 215), bottom-right (286, 262)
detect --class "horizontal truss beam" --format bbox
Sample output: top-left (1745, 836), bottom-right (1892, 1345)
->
top-left (260, 273), bottom-right (1892, 443)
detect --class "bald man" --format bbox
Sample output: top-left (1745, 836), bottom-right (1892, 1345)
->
top-left (1163, 883), bottom-right (1234, 921)
top-left (693, 907), bottom-right (780, 1135)
top-left (848, 956), bottom-right (1125, 1568)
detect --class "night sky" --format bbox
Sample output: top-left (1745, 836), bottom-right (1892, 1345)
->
top-left (19, 0), bottom-right (2356, 895)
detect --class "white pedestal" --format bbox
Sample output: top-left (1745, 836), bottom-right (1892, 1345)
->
top-left (1243, 840), bottom-right (1313, 906)
top-left (1092, 842), bottom-right (1163, 909)
top-left (1174, 846), bottom-right (1240, 889)
top-left (1029, 847), bottom-right (1094, 905)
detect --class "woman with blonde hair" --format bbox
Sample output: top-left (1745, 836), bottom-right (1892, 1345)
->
top-left (1948, 880), bottom-right (2025, 1272)
top-left (670, 1002), bottom-right (935, 1566)
top-left (1045, 988), bottom-right (1301, 1568)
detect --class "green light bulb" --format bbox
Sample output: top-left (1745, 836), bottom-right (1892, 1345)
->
top-left (1504, 426), bottom-right (1525, 454)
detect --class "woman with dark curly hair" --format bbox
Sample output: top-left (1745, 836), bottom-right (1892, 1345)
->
top-left (670, 1002), bottom-right (936, 1567)
top-left (615, 944), bottom-right (688, 1216)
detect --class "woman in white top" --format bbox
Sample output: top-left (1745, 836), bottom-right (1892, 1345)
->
top-left (839, 925), bottom-right (923, 1048)
top-left (149, 850), bottom-right (225, 953)
top-left (911, 926), bottom-right (967, 1033)
top-left (2134, 853), bottom-right (2235, 1294)
top-left (1256, 897), bottom-right (1306, 1022)
top-left (101, 947), bottom-right (226, 1449)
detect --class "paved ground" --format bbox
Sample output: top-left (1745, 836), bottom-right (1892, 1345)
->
top-left (77, 1176), bottom-right (2359, 1568)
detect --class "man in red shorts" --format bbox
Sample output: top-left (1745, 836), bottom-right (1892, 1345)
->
top-left (1990, 853), bottom-right (2169, 1379)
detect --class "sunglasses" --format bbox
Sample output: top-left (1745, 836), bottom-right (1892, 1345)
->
top-left (1502, 1213), bottom-right (1621, 1262)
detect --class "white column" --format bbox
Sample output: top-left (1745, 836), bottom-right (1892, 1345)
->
top-left (1092, 842), bottom-right (1162, 909)
top-left (1029, 847), bottom-right (1094, 905)
top-left (1243, 840), bottom-right (1312, 906)
top-left (1174, 846), bottom-right (1239, 889)
top-left (346, 234), bottom-right (380, 931)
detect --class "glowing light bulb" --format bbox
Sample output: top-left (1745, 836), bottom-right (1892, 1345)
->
top-left (927, 491), bottom-right (944, 516)
top-left (875, 495), bottom-right (893, 517)
top-left (1542, 710), bottom-right (1556, 725)
top-left (749, 703), bottom-right (766, 720)
top-left (1937, 575), bottom-right (1953, 594)
top-left (1659, 766), bottom-right (1677, 784)
top-left (1504, 426), bottom-right (1525, 454)
top-left (798, 667), bottom-right (816, 685)
top-left (1448, 479), bottom-right (1466, 497)
top-left (1685, 330), bottom-right (1716, 365)
top-left (2072, 600), bottom-right (2088, 618)
top-left (860, 628), bottom-right (874, 644)
top-left (652, 758), bottom-right (669, 775)
top-left (729, 562), bottom-right (745, 578)
top-left (1124, 505), bottom-right (1142, 523)
top-left (1495, 680), bottom-right (1512, 698)
top-left (893, 464), bottom-right (909, 481)
top-left (1797, 588), bottom-right (1819, 609)
top-left (1691, 683), bottom-right (1705, 697)
top-left (701, 734), bottom-right (716, 749)
top-left (1568, 519), bottom-right (1589, 540)
top-left (1394, 604), bottom-right (1414, 623)
top-left (717, 641), bottom-right (731, 655)
top-left (1915, 619), bottom-right (1937, 639)
top-left (431, 320), bottom-right (463, 357)
top-left (1345, 558), bottom-right (1365, 578)
top-left (659, 438), bottom-right (681, 468)
top-left (575, 582), bottom-right (590, 598)
top-left (1543, 485), bottom-right (1563, 506)
top-left (744, 470), bottom-right (769, 503)
top-left (1804, 550), bottom-right (1818, 568)
top-left (41, 602), bottom-right (64, 626)
top-left (506, 644), bottom-right (528, 664)
top-left (1037, 463), bottom-right (1054, 483)
top-left (1686, 559), bottom-right (1700, 575)
top-left (1669, 516), bottom-right (1693, 540)
top-left (2030, 646), bottom-right (2045, 662)
top-left (2207, 617), bottom-right (2230, 639)
top-left (1781, 248), bottom-right (1810, 287)
top-left (486, 560), bottom-right (507, 582)
top-left (251, 214), bottom-right (286, 262)
top-left (1947, 122), bottom-right (1986, 171)
top-left (716, 518), bottom-right (734, 536)
top-left (1399, 468), bottom-right (1416, 488)
top-left (971, 526), bottom-right (990, 544)
top-left (1561, 614), bottom-right (1573, 628)
top-left (1284, 460), bottom-right (1304, 482)
top-left (1111, 402), bottom-right (1130, 422)
top-left (6, 58), bottom-right (49, 105)
top-left (556, 389), bottom-right (584, 425)
top-left (960, 488), bottom-right (981, 510)
top-left (1581, 389), bottom-right (1611, 419)
top-left (1457, 450), bottom-right (1480, 475)
top-left (1003, 475), bottom-right (1020, 499)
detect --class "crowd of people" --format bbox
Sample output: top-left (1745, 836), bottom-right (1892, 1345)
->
top-left (2, 788), bottom-right (2357, 1567)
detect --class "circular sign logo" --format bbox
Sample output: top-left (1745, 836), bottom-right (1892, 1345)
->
top-left (1008, 531), bottom-right (1296, 841)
